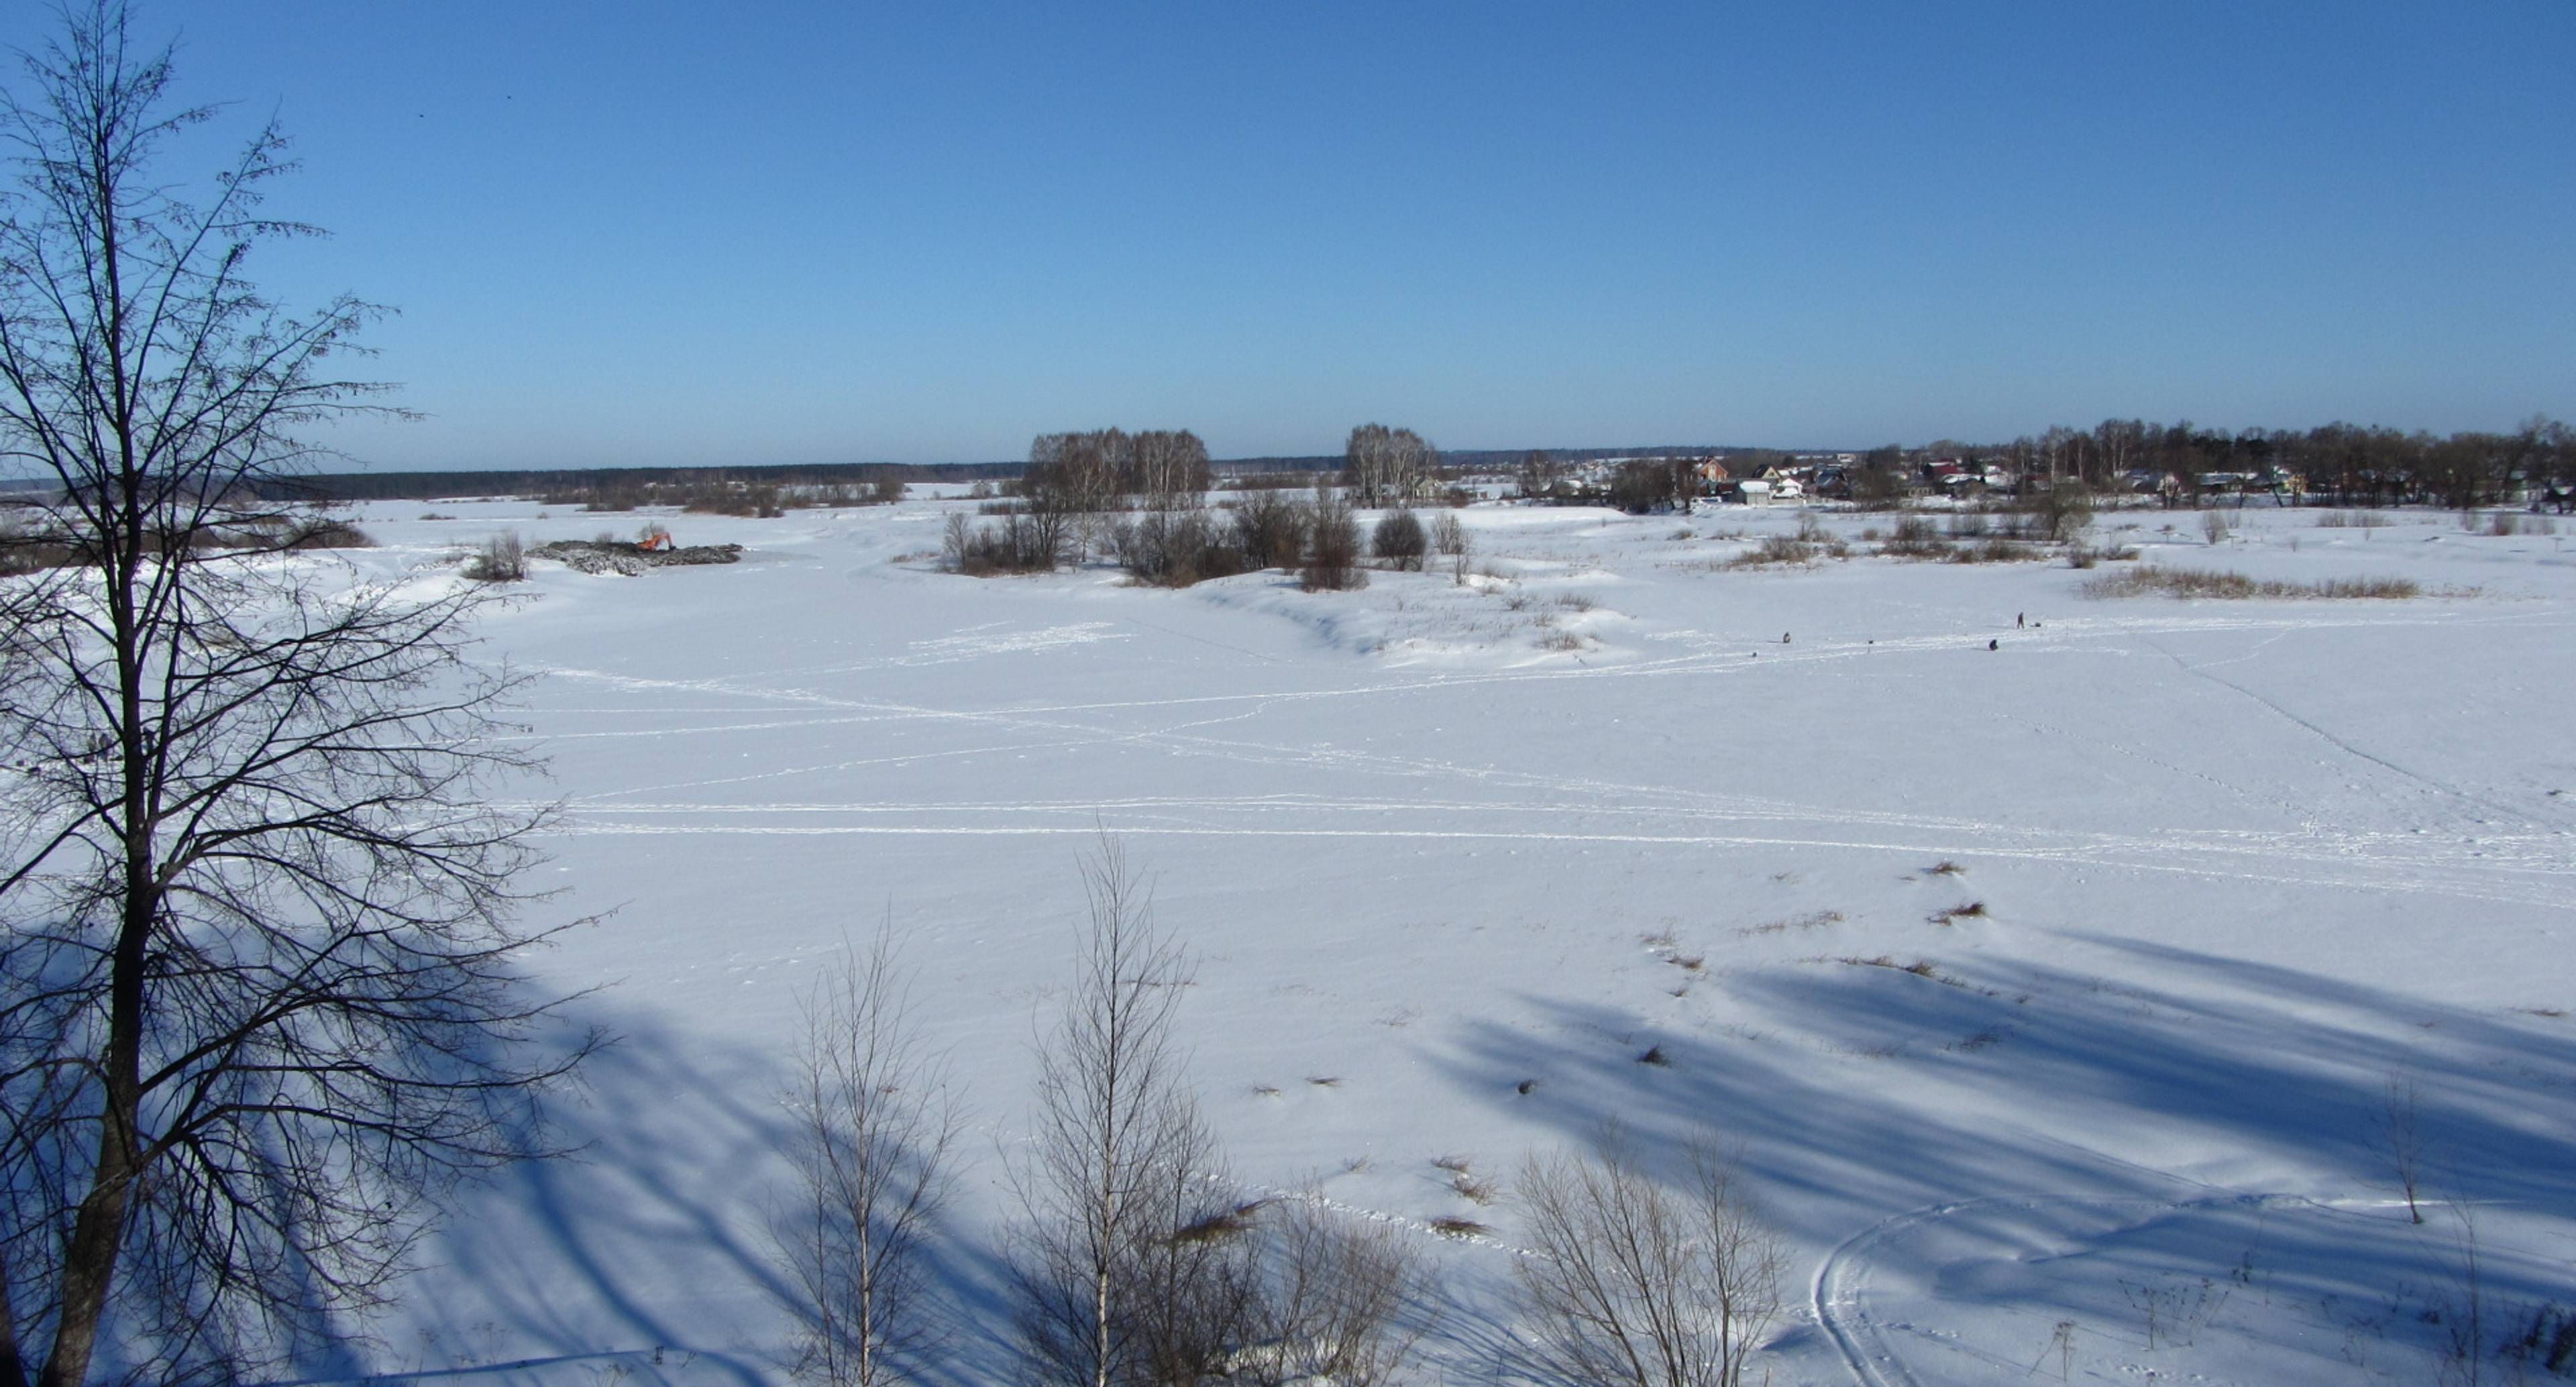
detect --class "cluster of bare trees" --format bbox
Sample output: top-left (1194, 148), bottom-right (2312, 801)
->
top-left (942, 422), bottom-right (1469, 586)
top-left (1345, 425), bottom-right (1439, 507)
top-left (947, 429), bottom-right (1216, 575)
top-left (1607, 458), bottom-right (1701, 515)
top-left (1028, 429), bottom-right (1215, 514)
top-left (0, 8), bottom-right (592, 1385)
top-left (779, 844), bottom-right (1788, 1387)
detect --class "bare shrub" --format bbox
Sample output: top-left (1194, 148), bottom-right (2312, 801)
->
top-left (1941, 536), bottom-right (2044, 563)
top-left (941, 512), bottom-right (972, 571)
top-left (1372, 508), bottom-right (1428, 571)
top-left (777, 930), bottom-right (960, 1386)
top-left (2316, 510), bottom-right (2391, 529)
top-left (2068, 541), bottom-right (2139, 567)
top-left (1430, 511), bottom-right (1471, 585)
top-left (1513, 1127), bottom-right (1784, 1387)
top-left (1880, 515), bottom-right (1949, 559)
top-left (278, 516), bottom-right (376, 549)
top-left (1725, 535), bottom-right (1816, 567)
top-left (1234, 1199), bottom-right (1434, 1387)
top-left (1230, 489), bottom-right (1311, 569)
top-left (1429, 511), bottom-right (1467, 559)
top-left (953, 513), bottom-right (1065, 575)
top-left (1301, 487), bottom-right (1366, 592)
top-left (462, 529), bottom-right (527, 581)
top-left (1115, 509), bottom-right (1250, 587)
top-left (2384, 1076), bottom-right (2426, 1225)
top-left (2202, 508), bottom-right (2231, 544)
top-left (2080, 566), bottom-right (2421, 600)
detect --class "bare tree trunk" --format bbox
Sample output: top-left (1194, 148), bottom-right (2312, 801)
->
top-left (0, 9), bottom-right (594, 1383)
top-left (1006, 841), bottom-right (1244, 1387)
top-left (779, 925), bottom-right (958, 1386)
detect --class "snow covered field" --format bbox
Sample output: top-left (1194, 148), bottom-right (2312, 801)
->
top-left (310, 496), bottom-right (2574, 1386)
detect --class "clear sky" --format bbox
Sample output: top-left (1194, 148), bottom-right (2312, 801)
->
top-left (4, 2), bottom-right (2568, 468)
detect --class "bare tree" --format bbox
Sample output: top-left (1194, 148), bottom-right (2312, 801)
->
top-left (776, 928), bottom-right (960, 1387)
top-left (1429, 512), bottom-right (1470, 586)
top-left (0, 9), bottom-right (594, 1384)
top-left (1006, 843), bottom-right (1246, 1387)
top-left (1019, 435), bottom-right (1088, 569)
top-left (1238, 1197), bottom-right (1433, 1387)
top-left (1511, 1127), bottom-right (1784, 1387)
top-left (1299, 484), bottom-right (1365, 593)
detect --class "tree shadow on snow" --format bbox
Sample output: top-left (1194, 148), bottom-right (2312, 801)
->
top-left (270, 1007), bottom-right (1018, 1387)
top-left (1426, 934), bottom-right (2576, 1372)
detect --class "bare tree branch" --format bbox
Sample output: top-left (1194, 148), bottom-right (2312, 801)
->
top-left (774, 922), bottom-right (959, 1387)
top-left (1511, 1125), bottom-right (1784, 1387)
top-left (0, 9), bottom-right (593, 1385)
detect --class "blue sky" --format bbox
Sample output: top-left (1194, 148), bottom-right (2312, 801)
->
top-left (5, 2), bottom-right (2568, 468)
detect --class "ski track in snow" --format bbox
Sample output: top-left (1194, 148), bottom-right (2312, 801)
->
top-left (515, 604), bottom-right (2575, 913)
top-left (1811, 1190), bottom-right (2410, 1387)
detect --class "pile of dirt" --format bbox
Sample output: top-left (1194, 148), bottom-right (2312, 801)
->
top-left (527, 539), bottom-right (744, 576)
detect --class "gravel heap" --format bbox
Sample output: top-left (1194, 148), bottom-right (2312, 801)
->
top-left (527, 539), bottom-right (744, 576)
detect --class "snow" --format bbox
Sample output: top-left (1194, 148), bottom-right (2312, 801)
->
top-left (296, 497), bottom-right (2575, 1385)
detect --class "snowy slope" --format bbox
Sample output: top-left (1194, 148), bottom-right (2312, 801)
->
top-left (290, 497), bottom-right (2575, 1386)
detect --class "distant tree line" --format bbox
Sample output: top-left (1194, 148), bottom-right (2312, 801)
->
top-left (256, 461), bottom-right (1000, 504)
top-left (1858, 417), bottom-right (2574, 509)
